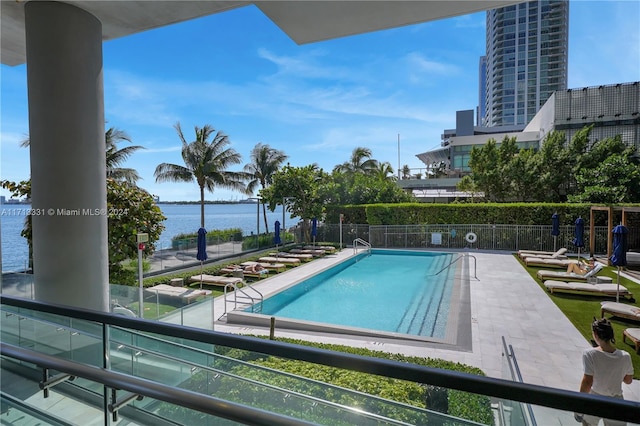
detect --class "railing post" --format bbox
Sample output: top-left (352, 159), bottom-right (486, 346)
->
top-left (103, 323), bottom-right (111, 426)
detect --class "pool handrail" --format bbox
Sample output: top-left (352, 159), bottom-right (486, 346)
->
top-left (2, 294), bottom-right (639, 423)
top-left (353, 238), bottom-right (371, 254)
top-left (430, 253), bottom-right (477, 279)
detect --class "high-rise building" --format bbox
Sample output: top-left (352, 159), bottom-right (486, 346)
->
top-left (482, 0), bottom-right (569, 127)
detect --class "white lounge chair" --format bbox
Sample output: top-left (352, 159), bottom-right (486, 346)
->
top-left (544, 280), bottom-right (633, 300)
top-left (601, 301), bottom-right (640, 322)
top-left (518, 248), bottom-right (568, 260)
top-left (536, 263), bottom-right (604, 281)
top-left (189, 274), bottom-right (243, 287)
top-left (524, 257), bottom-right (579, 268)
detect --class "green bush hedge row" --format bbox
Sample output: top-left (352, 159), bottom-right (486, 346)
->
top-left (214, 337), bottom-right (492, 425)
top-left (171, 228), bottom-right (243, 249)
top-left (325, 202), bottom-right (635, 226)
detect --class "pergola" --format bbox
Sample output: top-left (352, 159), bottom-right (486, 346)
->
top-left (589, 205), bottom-right (640, 264)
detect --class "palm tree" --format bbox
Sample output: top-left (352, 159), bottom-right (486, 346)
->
top-left (401, 164), bottom-right (412, 180)
top-left (244, 143), bottom-right (288, 233)
top-left (20, 127), bottom-right (144, 185)
top-left (105, 128), bottom-right (144, 185)
top-left (372, 161), bottom-right (396, 181)
top-left (154, 122), bottom-right (248, 228)
top-left (333, 147), bottom-right (379, 175)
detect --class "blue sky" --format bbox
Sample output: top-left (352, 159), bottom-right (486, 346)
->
top-left (2, 1), bottom-right (639, 202)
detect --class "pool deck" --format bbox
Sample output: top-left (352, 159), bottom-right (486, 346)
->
top-left (164, 248), bottom-right (640, 421)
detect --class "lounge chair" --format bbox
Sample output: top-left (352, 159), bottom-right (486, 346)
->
top-left (275, 252), bottom-right (313, 261)
top-left (147, 284), bottom-right (212, 302)
top-left (241, 261), bottom-right (286, 273)
top-left (524, 257), bottom-right (579, 268)
top-left (303, 245), bottom-right (336, 253)
top-left (601, 301), bottom-right (640, 322)
top-left (623, 328), bottom-right (640, 354)
top-left (189, 274), bottom-right (243, 287)
top-left (518, 248), bottom-right (568, 260)
top-left (543, 280), bottom-right (633, 300)
top-left (258, 256), bottom-right (301, 266)
top-left (536, 263), bottom-right (604, 281)
top-left (290, 248), bottom-right (326, 257)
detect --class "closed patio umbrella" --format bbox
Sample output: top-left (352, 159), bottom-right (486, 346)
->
top-left (311, 217), bottom-right (317, 245)
top-left (196, 227), bottom-right (208, 290)
top-left (610, 224), bottom-right (628, 303)
top-left (572, 217), bottom-right (585, 259)
top-left (551, 213), bottom-right (560, 252)
top-left (274, 220), bottom-right (281, 248)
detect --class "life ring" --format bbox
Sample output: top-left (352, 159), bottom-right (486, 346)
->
top-left (465, 232), bottom-right (478, 244)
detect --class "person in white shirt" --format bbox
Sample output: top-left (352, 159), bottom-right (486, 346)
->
top-left (576, 318), bottom-right (634, 426)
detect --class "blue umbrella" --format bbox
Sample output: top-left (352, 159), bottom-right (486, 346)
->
top-left (572, 217), bottom-right (585, 258)
top-left (274, 220), bottom-right (282, 246)
top-left (610, 224), bottom-right (628, 303)
top-left (551, 213), bottom-right (560, 251)
top-left (311, 218), bottom-right (317, 245)
top-left (196, 227), bottom-right (207, 289)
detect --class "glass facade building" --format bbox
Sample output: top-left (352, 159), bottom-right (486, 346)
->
top-left (482, 0), bottom-right (569, 127)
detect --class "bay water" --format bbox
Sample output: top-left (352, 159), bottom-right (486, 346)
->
top-left (1, 203), bottom-right (297, 272)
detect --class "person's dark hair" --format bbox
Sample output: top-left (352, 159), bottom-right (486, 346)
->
top-left (592, 317), bottom-right (615, 343)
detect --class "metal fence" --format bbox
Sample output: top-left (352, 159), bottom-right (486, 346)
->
top-left (306, 223), bottom-right (640, 255)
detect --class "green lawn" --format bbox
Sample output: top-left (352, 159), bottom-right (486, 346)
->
top-left (518, 256), bottom-right (640, 379)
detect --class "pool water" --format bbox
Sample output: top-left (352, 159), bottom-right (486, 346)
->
top-left (249, 250), bottom-right (457, 338)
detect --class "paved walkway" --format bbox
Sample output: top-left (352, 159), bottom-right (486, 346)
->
top-left (159, 248), bottom-right (640, 424)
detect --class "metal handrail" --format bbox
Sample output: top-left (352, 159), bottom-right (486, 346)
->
top-left (2, 295), bottom-right (639, 423)
top-left (353, 238), bottom-right (371, 254)
top-left (223, 282), bottom-right (263, 316)
top-left (430, 253), bottom-right (477, 280)
top-left (502, 336), bottom-right (537, 426)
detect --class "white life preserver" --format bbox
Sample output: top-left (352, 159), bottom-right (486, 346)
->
top-left (465, 232), bottom-right (478, 244)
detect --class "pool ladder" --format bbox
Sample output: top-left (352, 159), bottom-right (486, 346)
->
top-left (222, 282), bottom-right (264, 318)
top-left (353, 238), bottom-right (371, 254)
top-left (430, 253), bottom-right (477, 279)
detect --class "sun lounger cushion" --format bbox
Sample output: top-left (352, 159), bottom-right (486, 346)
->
top-left (518, 248), bottom-right (568, 260)
top-left (241, 261), bottom-right (286, 272)
top-left (147, 284), bottom-right (211, 302)
top-left (536, 263), bottom-right (604, 281)
top-left (601, 302), bottom-right (640, 322)
top-left (259, 256), bottom-right (301, 265)
top-left (524, 257), bottom-right (579, 268)
top-left (544, 280), bottom-right (632, 299)
top-left (623, 328), bottom-right (640, 353)
top-left (290, 248), bottom-right (325, 256)
top-left (189, 274), bottom-right (243, 286)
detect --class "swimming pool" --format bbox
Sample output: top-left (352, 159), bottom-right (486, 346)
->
top-left (228, 249), bottom-right (468, 343)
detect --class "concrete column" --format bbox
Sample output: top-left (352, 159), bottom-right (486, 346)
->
top-left (25, 1), bottom-right (108, 311)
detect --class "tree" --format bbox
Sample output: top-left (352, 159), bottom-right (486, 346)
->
top-left (260, 164), bottom-right (326, 242)
top-left (0, 178), bottom-right (165, 284)
top-left (372, 161), bottom-right (396, 181)
top-left (244, 143), bottom-right (288, 233)
top-left (105, 127), bottom-right (145, 185)
top-left (401, 164), bottom-right (412, 180)
top-left (569, 136), bottom-right (640, 203)
top-left (333, 147), bottom-right (378, 175)
top-left (154, 122), bottom-right (249, 228)
top-left (21, 127), bottom-right (145, 185)
top-left (456, 175), bottom-right (482, 203)
top-left (535, 131), bottom-right (570, 201)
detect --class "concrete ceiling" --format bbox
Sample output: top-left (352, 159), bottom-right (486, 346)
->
top-left (2, 0), bottom-right (519, 66)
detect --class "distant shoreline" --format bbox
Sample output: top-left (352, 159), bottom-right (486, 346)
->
top-left (156, 200), bottom-right (257, 205)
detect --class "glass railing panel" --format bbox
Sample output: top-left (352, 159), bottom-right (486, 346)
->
top-left (0, 392), bottom-right (71, 426)
top-left (101, 329), bottom-right (481, 425)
